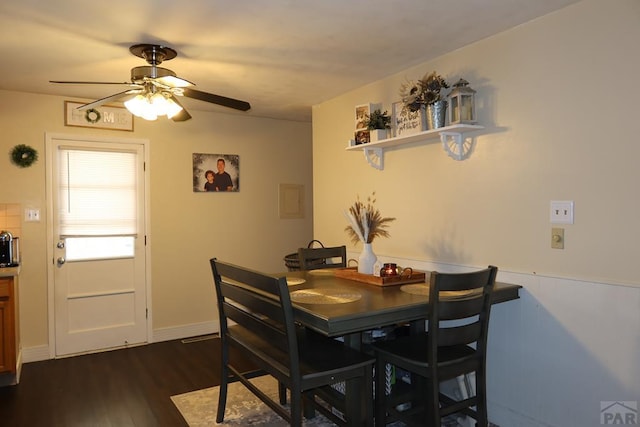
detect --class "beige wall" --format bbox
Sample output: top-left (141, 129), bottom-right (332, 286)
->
top-left (312, 1), bottom-right (640, 425)
top-left (313, 0), bottom-right (639, 286)
top-left (0, 90), bottom-right (313, 349)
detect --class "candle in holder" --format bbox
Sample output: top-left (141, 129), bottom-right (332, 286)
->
top-left (380, 263), bottom-right (399, 277)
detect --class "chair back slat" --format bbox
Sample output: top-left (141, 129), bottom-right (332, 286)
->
top-left (219, 281), bottom-right (285, 325)
top-left (438, 322), bottom-right (482, 347)
top-left (215, 260), bottom-right (287, 296)
top-left (434, 268), bottom-right (494, 292)
top-left (439, 297), bottom-right (484, 320)
top-left (297, 246), bottom-right (347, 270)
top-left (220, 286), bottom-right (289, 351)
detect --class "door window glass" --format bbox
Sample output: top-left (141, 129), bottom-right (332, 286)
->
top-left (65, 236), bottom-right (135, 261)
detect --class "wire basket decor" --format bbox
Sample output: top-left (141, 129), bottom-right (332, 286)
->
top-left (283, 239), bottom-right (325, 271)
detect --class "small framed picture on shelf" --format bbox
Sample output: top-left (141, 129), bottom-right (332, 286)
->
top-left (392, 101), bottom-right (424, 137)
top-left (355, 130), bottom-right (370, 145)
top-left (355, 104), bottom-right (371, 131)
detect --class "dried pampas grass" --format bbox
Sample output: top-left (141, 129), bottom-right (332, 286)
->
top-left (344, 192), bottom-right (395, 244)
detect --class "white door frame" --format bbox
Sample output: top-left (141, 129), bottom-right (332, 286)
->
top-left (45, 132), bottom-right (152, 359)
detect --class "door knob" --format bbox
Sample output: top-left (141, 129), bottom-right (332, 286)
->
top-left (57, 257), bottom-right (66, 266)
top-left (57, 241), bottom-right (65, 249)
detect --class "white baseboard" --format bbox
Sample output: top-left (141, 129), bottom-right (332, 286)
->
top-left (22, 345), bottom-right (50, 363)
top-left (20, 321), bottom-right (220, 364)
top-left (152, 320), bottom-right (219, 343)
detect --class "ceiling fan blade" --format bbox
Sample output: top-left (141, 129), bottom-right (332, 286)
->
top-left (171, 109), bottom-right (192, 122)
top-left (155, 75), bottom-right (193, 88)
top-left (50, 80), bottom-right (135, 86)
top-left (76, 90), bottom-right (141, 111)
top-left (182, 88), bottom-right (251, 111)
top-left (169, 96), bottom-right (192, 122)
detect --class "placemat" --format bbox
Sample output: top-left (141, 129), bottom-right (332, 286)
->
top-left (290, 288), bottom-right (362, 304)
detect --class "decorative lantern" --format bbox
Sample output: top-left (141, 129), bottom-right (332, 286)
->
top-left (447, 78), bottom-right (476, 124)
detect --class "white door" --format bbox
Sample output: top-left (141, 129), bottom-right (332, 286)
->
top-left (46, 134), bottom-right (149, 357)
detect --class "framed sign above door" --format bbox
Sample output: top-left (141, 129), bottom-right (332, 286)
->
top-left (64, 101), bottom-right (134, 131)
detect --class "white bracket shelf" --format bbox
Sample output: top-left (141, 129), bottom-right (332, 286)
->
top-left (345, 124), bottom-right (484, 170)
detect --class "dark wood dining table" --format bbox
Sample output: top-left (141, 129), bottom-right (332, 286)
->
top-left (278, 268), bottom-right (521, 425)
top-left (281, 268), bottom-right (522, 349)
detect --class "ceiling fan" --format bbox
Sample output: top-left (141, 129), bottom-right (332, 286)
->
top-left (50, 43), bottom-right (251, 122)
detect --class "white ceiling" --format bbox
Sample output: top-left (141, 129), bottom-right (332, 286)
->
top-left (0, 0), bottom-right (580, 122)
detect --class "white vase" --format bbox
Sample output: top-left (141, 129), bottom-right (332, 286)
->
top-left (369, 129), bottom-right (388, 142)
top-left (358, 243), bottom-right (378, 275)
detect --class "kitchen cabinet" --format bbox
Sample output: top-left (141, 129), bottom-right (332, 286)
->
top-left (0, 269), bottom-right (20, 385)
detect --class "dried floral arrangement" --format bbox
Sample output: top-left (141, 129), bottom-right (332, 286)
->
top-left (399, 71), bottom-right (450, 113)
top-left (344, 192), bottom-right (396, 244)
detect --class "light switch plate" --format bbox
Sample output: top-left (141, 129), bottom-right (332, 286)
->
top-left (24, 208), bottom-right (41, 222)
top-left (551, 227), bottom-right (564, 249)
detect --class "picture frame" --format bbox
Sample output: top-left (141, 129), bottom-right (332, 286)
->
top-left (193, 153), bottom-right (240, 192)
top-left (354, 130), bottom-right (370, 145)
top-left (355, 102), bottom-right (384, 132)
top-left (355, 104), bottom-right (371, 131)
top-left (64, 101), bottom-right (134, 131)
top-left (392, 101), bottom-right (424, 137)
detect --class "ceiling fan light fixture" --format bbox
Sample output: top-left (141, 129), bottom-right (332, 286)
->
top-left (52, 43), bottom-right (250, 122)
top-left (153, 93), bottom-right (183, 119)
top-left (125, 94), bottom-right (156, 120)
top-left (124, 91), bottom-right (183, 121)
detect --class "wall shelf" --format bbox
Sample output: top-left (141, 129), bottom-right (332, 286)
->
top-left (345, 124), bottom-right (484, 170)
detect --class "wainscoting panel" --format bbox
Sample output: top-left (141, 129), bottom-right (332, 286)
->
top-left (347, 251), bottom-right (640, 427)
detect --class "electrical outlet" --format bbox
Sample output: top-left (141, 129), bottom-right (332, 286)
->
top-left (550, 200), bottom-right (574, 224)
top-left (551, 227), bottom-right (564, 249)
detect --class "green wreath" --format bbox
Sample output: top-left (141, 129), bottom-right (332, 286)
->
top-left (10, 144), bottom-right (39, 168)
top-left (85, 108), bottom-right (101, 124)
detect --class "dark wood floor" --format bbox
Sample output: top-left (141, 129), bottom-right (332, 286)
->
top-left (0, 336), bottom-right (252, 427)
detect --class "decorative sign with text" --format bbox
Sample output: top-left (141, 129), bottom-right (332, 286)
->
top-left (392, 101), bottom-right (424, 137)
top-left (65, 101), bottom-right (134, 131)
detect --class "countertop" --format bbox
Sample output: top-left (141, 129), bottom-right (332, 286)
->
top-left (0, 266), bottom-right (20, 277)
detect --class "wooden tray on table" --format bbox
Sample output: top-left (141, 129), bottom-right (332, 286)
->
top-left (334, 267), bottom-right (426, 287)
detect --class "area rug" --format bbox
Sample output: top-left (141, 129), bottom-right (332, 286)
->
top-left (171, 375), bottom-right (340, 426)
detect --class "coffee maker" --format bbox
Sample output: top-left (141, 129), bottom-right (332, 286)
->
top-left (0, 230), bottom-right (19, 267)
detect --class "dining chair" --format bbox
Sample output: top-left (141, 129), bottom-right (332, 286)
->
top-left (210, 258), bottom-right (375, 427)
top-left (372, 266), bottom-right (498, 427)
top-left (297, 245), bottom-right (347, 270)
